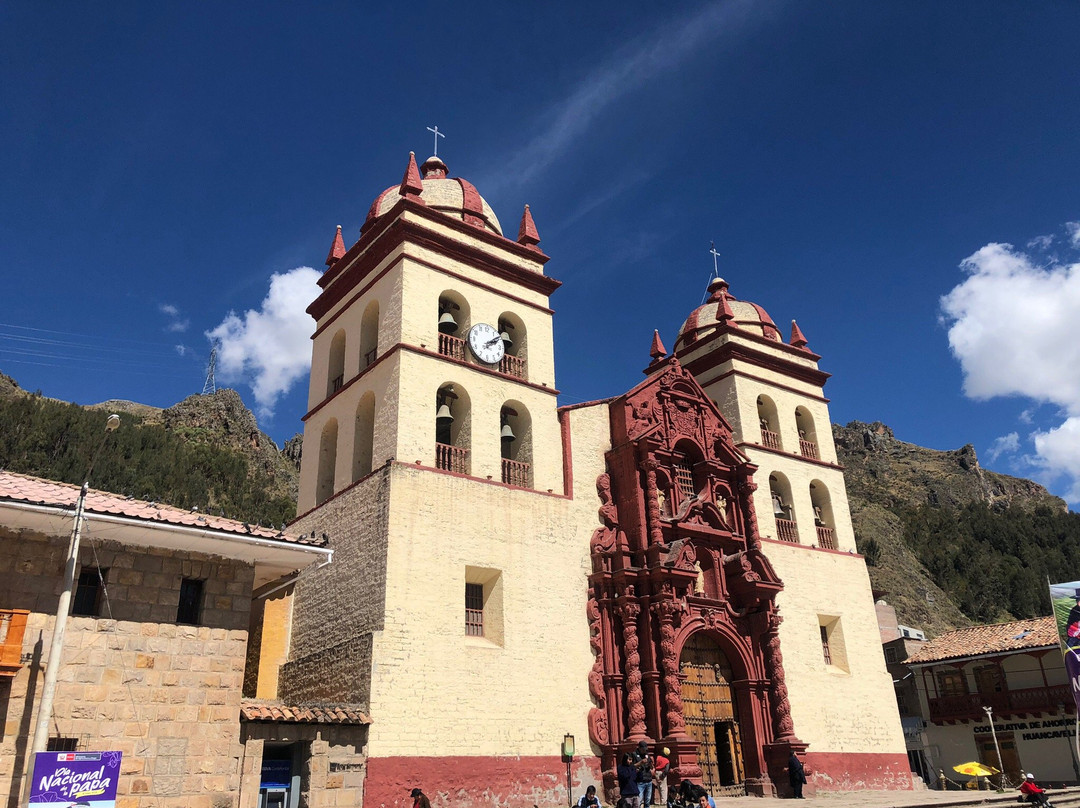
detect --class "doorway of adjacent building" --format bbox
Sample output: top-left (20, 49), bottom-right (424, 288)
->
top-left (978, 732), bottom-right (1022, 786)
top-left (260, 743), bottom-right (300, 808)
top-left (680, 634), bottom-right (745, 796)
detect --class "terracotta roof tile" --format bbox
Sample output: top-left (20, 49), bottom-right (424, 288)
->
top-left (0, 470), bottom-right (326, 548)
top-left (905, 617), bottom-right (1059, 664)
top-left (240, 702), bottom-right (371, 725)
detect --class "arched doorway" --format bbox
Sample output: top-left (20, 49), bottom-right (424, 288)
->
top-left (680, 634), bottom-right (745, 796)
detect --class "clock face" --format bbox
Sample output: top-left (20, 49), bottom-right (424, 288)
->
top-left (467, 322), bottom-right (505, 364)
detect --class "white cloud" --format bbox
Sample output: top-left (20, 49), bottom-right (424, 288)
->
top-left (160, 304), bottom-right (179, 317)
top-left (1032, 418), bottom-right (1080, 501)
top-left (206, 266), bottom-right (321, 417)
top-left (986, 432), bottom-right (1020, 462)
top-left (175, 344), bottom-right (188, 357)
top-left (941, 235), bottom-right (1080, 502)
top-left (1027, 234), bottom-right (1053, 250)
top-left (1067, 222), bottom-right (1080, 248)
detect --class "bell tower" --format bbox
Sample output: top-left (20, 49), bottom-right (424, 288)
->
top-left (296, 152), bottom-right (563, 514)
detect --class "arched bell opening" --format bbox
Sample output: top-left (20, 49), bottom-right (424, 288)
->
top-left (360, 300), bottom-right (380, 370)
top-left (352, 392), bottom-right (376, 483)
top-left (499, 401), bottom-right (532, 488)
top-left (497, 311), bottom-right (527, 380)
top-left (809, 480), bottom-right (836, 549)
top-left (437, 291), bottom-right (470, 361)
top-left (435, 383), bottom-right (471, 474)
top-left (768, 472), bottom-right (798, 543)
top-left (327, 329), bottom-right (346, 398)
top-left (756, 395), bottom-right (781, 451)
top-left (795, 406), bottom-right (818, 460)
top-left (316, 418), bottom-right (339, 506)
top-left (679, 633), bottom-right (748, 797)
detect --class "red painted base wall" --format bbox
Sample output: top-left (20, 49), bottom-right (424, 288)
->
top-left (365, 755), bottom-right (604, 808)
top-left (364, 752), bottom-right (914, 808)
top-left (804, 752), bottom-right (916, 791)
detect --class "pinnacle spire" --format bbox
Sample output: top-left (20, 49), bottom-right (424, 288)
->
top-left (325, 225), bottom-right (346, 267)
top-left (400, 152), bottom-right (424, 199)
top-left (650, 329), bottom-right (667, 361)
top-left (716, 283), bottom-right (738, 327)
top-left (517, 204), bottom-right (541, 251)
top-left (790, 319), bottom-right (809, 350)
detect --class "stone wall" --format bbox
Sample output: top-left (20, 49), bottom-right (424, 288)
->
top-left (278, 635), bottom-right (373, 706)
top-left (0, 527), bottom-right (253, 808)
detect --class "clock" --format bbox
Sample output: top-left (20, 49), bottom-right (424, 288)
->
top-left (467, 322), bottom-right (505, 364)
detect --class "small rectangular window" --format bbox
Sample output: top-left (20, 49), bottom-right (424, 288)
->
top-left (884, 646), bottom-right (898, 664)
top-left (72, 568), bottom-right (106, 617)
top-left (465, 582), bottom-right (484, 636)
top-left (47, 737), bottom-right (78, 752)
top-left (937, 668), bottom-right (967, 697)
top-left (177, 578), bottom-right (204, 625)
top-left (820, 625), bottom-right (832, 665)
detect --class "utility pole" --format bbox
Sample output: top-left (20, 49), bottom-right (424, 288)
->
top-left (202, 346), bottom-right (217, 395)
top-left (983, 705), bottom-right (1006, 790)
top-left (30, 414), bottom-right (120, 755)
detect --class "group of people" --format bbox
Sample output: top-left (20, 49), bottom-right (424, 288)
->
top-left (613, 741), bottom-right (672, 808)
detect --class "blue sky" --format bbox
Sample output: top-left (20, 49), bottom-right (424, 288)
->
top-left (3, 2), bottom-right (1080, 504)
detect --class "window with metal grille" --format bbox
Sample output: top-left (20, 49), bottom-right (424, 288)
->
top-left (176, 578), bottom-right (204, 625)
top-left (673, 460), bottom-right (695, 501)
top-left (820, 625), bottom-right (832, 665)
top-left (72, 568), bottom-right (106, 617)
top-left (47, 737), bottom-right (78, 752)
top-left (936, 668), bottom-right (967, 697)
top-left (465, 583), bottom-right (484, 636)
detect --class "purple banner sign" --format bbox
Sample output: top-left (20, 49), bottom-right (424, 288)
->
top-left (1049, 580), bottom-right (1080, 715)
top-left (29, 750), bottom-right (122, 808)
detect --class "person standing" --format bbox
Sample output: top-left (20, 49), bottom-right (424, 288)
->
top-left (635, 741), bottom-right (655, 808)
top-left (654, 747), bottom-right (670, 807)
top-left (788, 752), bottom-right (807, 799)
top-left (619, 752), bottom-right (642, 808)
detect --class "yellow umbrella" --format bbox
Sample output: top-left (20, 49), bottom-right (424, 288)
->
top-left (953, 762), bottom-right (1000, 777)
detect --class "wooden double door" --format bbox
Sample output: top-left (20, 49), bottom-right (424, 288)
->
top-left (680, 634), bottom-right (746, 796)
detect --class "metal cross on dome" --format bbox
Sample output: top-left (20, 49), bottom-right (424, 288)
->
top-left (427, 125), bottom-right (445, 157)
top-left (709, 241), bottom-right (721, 278)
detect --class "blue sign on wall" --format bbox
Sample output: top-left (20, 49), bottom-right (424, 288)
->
top-left (30, 750), bottom-right (122, 807)
top-left (261, 758), bottom-right (293, 788)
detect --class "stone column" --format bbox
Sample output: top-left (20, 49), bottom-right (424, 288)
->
top-left (652, 599), bottom-right (687, 739)
top-left (618, 594), bottom-right (647, 740)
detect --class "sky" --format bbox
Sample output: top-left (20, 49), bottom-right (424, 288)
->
top-left (2, 2), bottom-right (1080, 505)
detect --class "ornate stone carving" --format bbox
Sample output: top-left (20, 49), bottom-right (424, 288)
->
top-left (738, 471), bottom-right (761, 548)
top-left (641, 458), bottom-right (664, 546)
top-left (669, 399), bottom-right (699, 439)
top-left (591, 473), bottom-right (619, 554)
top-left (764, 610), bottom-right (797, 741)
top-left (617, 597), bottom-right (646, 737)
top-left (587, 594), bottom-right (608, 745)
top-left (627, 397), bottom-right (658, 438)
top-left (652, 599), bottom-right (686, 736)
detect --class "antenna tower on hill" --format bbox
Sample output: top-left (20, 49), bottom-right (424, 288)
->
top-left (202, 347), bottom-right (217, 395)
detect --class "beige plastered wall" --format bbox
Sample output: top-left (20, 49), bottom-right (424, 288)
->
top-left (363, 403), bottom-right (611, 758)
top-left (767, 542), bottom-right (907, 756)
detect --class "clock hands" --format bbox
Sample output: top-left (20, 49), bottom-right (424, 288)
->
top-left (484, 335), bottom-right (502, 348)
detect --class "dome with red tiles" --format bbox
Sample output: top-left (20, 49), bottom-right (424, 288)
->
top-left (364, 154), bottom-right (503, 235)
top-left (675, 277), bottom-right (783, 350)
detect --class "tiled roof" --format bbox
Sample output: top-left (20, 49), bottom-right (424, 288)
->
top-left (240, 702), bottom-right (371, 725)
top-left (0, 470), bottom-right (325, 547)
top-left (905, 617), bottom-right (1059, 664)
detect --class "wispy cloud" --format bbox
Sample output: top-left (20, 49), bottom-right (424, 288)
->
top-left (941, 230), bottom-right (1080, 501)
top-left (206, 267), bottom-right (321, 418)
top-left (986, 432), bottom-right (1019, 462)
top-left (159, 302), bottom-right (190, 333)
top-left (480, 0), bottom-right (763, 194)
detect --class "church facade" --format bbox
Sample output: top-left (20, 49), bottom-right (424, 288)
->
top-left (261, 151), bottom-right (912, 807)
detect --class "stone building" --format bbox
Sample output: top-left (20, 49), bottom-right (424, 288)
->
top-left (0, 470), bottom-right (370, 808)
top-left (253, 151), bottom-right (912, 807)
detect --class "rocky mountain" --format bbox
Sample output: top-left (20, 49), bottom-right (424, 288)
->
top-left (835, 421), bottom-right (1072, 636)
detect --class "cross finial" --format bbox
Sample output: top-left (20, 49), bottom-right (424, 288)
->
top-left (426, 125), bottom-right (445, 157)
top-left (709, 241), bottom-right (721, 278)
